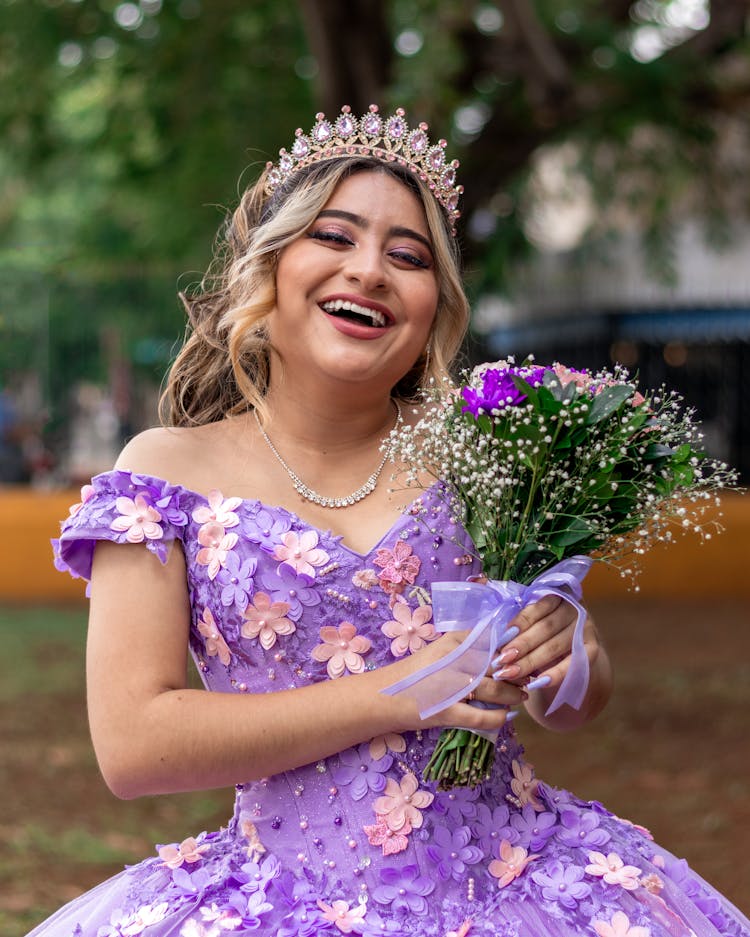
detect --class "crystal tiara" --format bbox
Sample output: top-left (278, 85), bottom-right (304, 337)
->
top-left (263, 104), bottom-right (463, 232)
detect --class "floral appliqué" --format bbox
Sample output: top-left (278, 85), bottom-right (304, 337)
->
top-left (592, 911), bottom-right (651, 937)
top-left (509, 758), bottom-right (544, 810)
top-left (197, 607), bottom-right (231, 666)
top-left (196, 522), bottom-right (239, 580)
top-left (157, 836), bottom-right (210, 869)
top-left (381, 600), bottom-right (437, 657)
top-left (488, 840), bottom-right (538, 889)
top-left (274, 530), bottom-right (330, 577)
top-left (373, 541), bottom-right (420, 586)
top-left (372, 771), bottom-right (434, 831)
top-left (364, 815), bottom-right (413, 856)
top-left (311, 622), bottom-right (371, 678)
top-left (241, 592), bottom-right (295, 650)
top-left (192, 489), bottom-right (242, 528)
top-left (316, 897), bottom-right (368, 934)
top-left (585, 851), bottom-right (642, 890)
top-left (110, 494), bottom-right (163, 543)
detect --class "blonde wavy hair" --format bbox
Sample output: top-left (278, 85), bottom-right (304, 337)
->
top-left (160, 156), bottom-right (470, 426)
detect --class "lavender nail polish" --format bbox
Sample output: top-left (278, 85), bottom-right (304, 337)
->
top-left (525, 674), bottom-right (552, 692)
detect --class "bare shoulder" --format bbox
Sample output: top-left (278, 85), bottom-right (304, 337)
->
top-left (114, 422), bottom-right (242, 490)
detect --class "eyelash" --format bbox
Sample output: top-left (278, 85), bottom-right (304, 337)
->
top-left (308, 230), bottom-right (431, 269)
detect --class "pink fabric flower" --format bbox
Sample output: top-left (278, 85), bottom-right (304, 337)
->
top-left (585, 851), bottom-right (642, 890)
top-left (363, 814), bottom-right (412, 856)
top-left (196, 522), bottom-right (239, 579)
top-left (192, 489), bottom-right (242, 528)
top-left (640, 872), bottom-right (664, 894)
top-left (241, 592), bottom-right (295, 650)
top-left (368, 732), bottom-right (406, 760)
top-left (316, 898), bottom-right (368, 934)
top-left (510, 759), bottom-right (543, 810)
top-left (351, 569), bottom-right (379, 590)
top-left (592, 911), bottom-right (651, 937)
top-left (241, 820), bottom-right (267, 861)
top-left (158, 836), bottom-right (210, 869)
top-left (69, 483), bottom-right (95, 517)
top-left (273, 530), bottom-right (330, 576)
top-left (372, 771), bottom-right (434, 831)
top-left (110, 494), bottom-right (163, 543)
top-left (197, 607), bottom-right (231, 666)
top-left (381, 601), bottom-right (437, 656)
top-left (311, 622), bottom-right (371, 678)
top-left (488, 840), bottom-right (538, 888)
top-left (373, 540), bottom-right (420, 585)
top-left (112, 902), bottom-right (170, 936)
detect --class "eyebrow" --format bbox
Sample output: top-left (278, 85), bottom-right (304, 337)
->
top-left (316, 209), bottom-right (434, 254)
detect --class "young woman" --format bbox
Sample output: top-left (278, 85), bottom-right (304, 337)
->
top-left (37, 106), bottom-right (749, 936)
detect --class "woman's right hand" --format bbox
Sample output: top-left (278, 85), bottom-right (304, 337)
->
top-left (381, 629), bottom-right (527, 734)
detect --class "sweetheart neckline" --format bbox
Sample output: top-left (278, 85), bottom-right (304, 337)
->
top-left (94, 468), bottom-right (446, 559)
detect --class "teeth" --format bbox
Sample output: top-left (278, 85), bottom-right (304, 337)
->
top-left (321, 299), bottom-right (386, 327)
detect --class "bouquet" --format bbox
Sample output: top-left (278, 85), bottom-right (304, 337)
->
top-left (383, 359), bottom-right (738, 789)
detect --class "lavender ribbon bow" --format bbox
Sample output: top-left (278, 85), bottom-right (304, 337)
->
top-left (383, 556), bottom-right (593, 718)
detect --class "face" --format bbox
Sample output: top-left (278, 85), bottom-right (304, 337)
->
top-left (269, 170), bottom-right (439, 396)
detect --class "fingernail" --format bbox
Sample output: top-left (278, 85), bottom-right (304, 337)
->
top-left (491, 646), bottom-right (520, 668)
top-left (525, 674), bottom-right (552, 692)
top-left (505, 709), bottom-right (520, 721)
top-left (492, 663), bottom-right (521, 681)
top-left (496, 625), bottom-right (520, 647)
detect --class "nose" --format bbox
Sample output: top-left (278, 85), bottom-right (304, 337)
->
top-left (343, 242), bottom-right (387, 291)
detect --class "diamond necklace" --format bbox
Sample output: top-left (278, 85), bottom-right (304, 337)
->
top-left (254, 400), bottom-right (403, 509)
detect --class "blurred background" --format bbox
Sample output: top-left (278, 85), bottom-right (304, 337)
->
top-left (1, 0), bottom-right (748, 931)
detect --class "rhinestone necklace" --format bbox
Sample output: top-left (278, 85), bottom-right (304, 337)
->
top-left (254, 400), bottom-right (403, 509)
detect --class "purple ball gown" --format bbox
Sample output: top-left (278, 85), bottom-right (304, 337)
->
top-left (30, 469), bottom-right (749, 936)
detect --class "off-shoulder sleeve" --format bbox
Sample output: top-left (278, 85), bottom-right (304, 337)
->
top-left (52, 470), bottom-right (190, 582)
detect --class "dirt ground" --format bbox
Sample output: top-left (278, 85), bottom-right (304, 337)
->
top-left (2, 596), bottom-right (749, 934)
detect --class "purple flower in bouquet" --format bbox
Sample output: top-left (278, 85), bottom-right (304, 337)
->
top-left (461, 365), bottom-right (546, 417)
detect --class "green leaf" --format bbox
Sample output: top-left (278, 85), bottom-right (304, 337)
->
top-left (550, 516), bottom-right (596, 547)
top-left (586, 385), bottom-right (634, 424)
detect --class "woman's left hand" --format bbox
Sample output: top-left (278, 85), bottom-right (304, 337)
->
top-left (492, 594), bottom-right (613, 731)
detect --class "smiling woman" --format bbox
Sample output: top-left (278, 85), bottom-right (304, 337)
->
top-left (30, 106), bottom-right (750, 937)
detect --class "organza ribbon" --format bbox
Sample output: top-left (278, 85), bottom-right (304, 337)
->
top-left (383, 555), bottom-right (593, 718)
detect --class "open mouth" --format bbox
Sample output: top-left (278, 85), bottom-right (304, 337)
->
top-left (320, 299), bottom-right (388, 328)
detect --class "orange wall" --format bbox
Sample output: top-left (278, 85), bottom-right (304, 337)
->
top-left (1, 488), bottom-right (748, 604)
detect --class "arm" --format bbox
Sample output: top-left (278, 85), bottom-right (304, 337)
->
top-left (86, 539), bottom-right (526, 800)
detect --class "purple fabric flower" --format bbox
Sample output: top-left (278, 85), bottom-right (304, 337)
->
top-left (261, 562), bottom-right (321, 622)
top-left (531, 860), bottom-right (590, 909)
top-left (332, 743), bottom-right (392, 801)
top-left (537, 782), bottom-right (577, 811)
top-left (432, 787), bottom-right (479, 825)
top-left (371, 864), bottom-right (435, 915)
top-left (230, 889), bottom-right (274, 929)
top-left (425, 824), bottom-right (483, 881)
top-left (235, 854), bottom-right (280, 894)
top-left (509, 804), bottom-right (559, 851)
top-left (359, 911), bottom-right (402, 935)
top-left (461, 366), bottom-right (546, 417)
top-left (471, 802), bottom-right (514, 855)
top-left (273, 873), bottom-right (332, 937)
top-left (171, 864), bottom-right (212, 896)
top-left (245, 508), bottom-right (292, 552)
top-left (556, 807), bottom-right (610, 850)
top-left (218, 551), bottom-right (258, 612)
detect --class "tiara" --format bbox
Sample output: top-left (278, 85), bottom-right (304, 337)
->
top-left (264, 104), bottom-right (463, 232)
